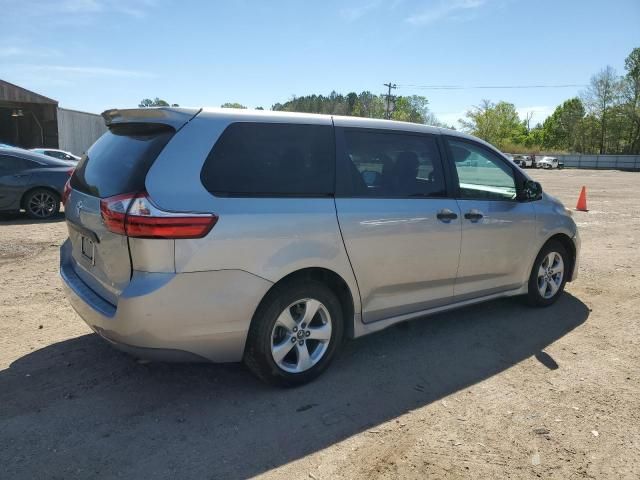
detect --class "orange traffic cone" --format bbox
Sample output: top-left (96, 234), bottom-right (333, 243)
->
top-left (576, 186), bottom-right (588, 211)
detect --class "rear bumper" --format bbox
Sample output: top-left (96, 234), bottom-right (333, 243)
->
top-left (60, 239), bottom-right (273, 362)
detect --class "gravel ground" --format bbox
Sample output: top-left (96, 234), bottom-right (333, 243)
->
top-left (0, 168), bottom-right (638, 479)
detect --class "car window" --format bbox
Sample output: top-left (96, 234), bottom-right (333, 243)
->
top-left (447, 139), bottom-right (517, 201)
top-left (71, 124), bottom-right (174, 198)
top-left (46, 151), bottom-right (65, 159)
top-left (0, 155), bottom-right (35, 174)
top-left (339, 129), bottom-right (446, 198)
top-left (201, 122), bottom-right (334, 196)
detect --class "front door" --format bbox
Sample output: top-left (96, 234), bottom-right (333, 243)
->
top-left (445, 137), bottom-right (535, 299)
top-left (334, 126), bottom-right (461, 323)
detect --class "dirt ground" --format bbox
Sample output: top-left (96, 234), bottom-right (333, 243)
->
top-left (1, 169), bottom-right (639, 479)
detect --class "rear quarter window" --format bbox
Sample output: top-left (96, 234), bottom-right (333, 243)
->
top-left (0, 155), bottom-right (39, 173)
top-left (201, 122), bottom-right (335, 197)
top-left (71, 124), bottom-right (174, 198)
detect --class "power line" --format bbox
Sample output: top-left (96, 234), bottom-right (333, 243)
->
top-left (396, 83), bottom-right (587, 90)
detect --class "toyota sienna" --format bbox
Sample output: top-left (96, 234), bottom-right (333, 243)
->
top-left (60, 108), bottom-right (580, 386)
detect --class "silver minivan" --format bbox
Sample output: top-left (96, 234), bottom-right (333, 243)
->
top-left (60, 108), bottom-right (580, 386)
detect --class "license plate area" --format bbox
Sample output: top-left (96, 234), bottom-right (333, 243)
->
top-left (81, 236), bottom-right (95, 264)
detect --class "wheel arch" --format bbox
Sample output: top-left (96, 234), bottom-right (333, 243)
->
top-left (540, 233), bottom-right (577, 282)
top-left (252, 267), bottom-right (357, 339)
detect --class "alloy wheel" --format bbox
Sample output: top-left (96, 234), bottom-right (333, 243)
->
top-left (537, 252), bottom-right (564, 299)
top-left (28, 191), bottom-right (57, 218)
top-left (270, 298), bottom-right (332, 373)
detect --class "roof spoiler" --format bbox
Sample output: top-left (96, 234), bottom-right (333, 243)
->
top-left (101, 107), bottom-right (202, 130)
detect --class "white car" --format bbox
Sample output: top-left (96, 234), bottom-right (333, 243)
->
top-left (513, 154), bottom-right (534, 168)
top-left (537, 156), bottom-right (559, 169)
top-left (31, 148), bottom-right (81, 162)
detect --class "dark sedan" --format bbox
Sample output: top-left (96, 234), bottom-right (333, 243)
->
top-left (0, 147), bottom-right (74, 219)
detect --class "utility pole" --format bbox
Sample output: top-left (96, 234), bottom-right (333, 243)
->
top-left (383, 82), bottom-right (397, 119)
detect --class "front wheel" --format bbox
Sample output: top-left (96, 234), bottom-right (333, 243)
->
top-left (526, 240), bottom-right (569, 306)
top-left (244, 280), bottom-right (344, 387)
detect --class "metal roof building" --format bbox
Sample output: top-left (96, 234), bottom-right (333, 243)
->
top-left (0, 79), bottom-right (106, 155)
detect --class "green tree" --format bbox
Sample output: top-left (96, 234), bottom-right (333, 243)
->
top-left (541, 98), bottom-right (586, 152)
top-left (526, 124), bottom-right (545, 148)
top-left (460, 100), bottom-right (527, 149)
top-left (271, 90), bottom-right (440, 125)
top-left (138, 97), bottom-right (178, 107)
top-left (391, 95), bottom-right (429, 123)
top-left (220, 102), bottom-right (247, 109)
top-left (622, 47), bottom-right (640, 153)
top-left (356, 91), bottom-right (385, 118)
top-left (582, 66), bottom-right (621, 153)
top-left (579, 115), bottom-right (601, 154)
top-left (346, 92), bottom-right (358, 115)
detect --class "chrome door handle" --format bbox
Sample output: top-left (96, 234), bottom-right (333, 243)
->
top-left (436, 209), bottom-right (458, 222)
top-left (464, 209), bottom-right (484, 221)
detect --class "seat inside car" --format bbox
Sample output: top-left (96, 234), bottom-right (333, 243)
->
top-left (384, 151), bottom-right (419, 196)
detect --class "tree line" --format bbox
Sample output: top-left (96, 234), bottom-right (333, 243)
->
top-left (461, 47), bottom-right (640, 154)
top-left (138, 46), bottom-right (639, 154)
top-left (138, 93), bottom-right (447, 127)
top-left (271, 91), bottom-right (448, 127)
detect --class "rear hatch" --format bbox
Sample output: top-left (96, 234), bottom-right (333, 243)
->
top-left (65, 109), bottom-right (197, 305)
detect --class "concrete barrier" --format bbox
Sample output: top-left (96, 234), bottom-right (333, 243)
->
top-left (553, 154), bottom-right (640, 171)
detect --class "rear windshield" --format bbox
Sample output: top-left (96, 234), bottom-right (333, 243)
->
top-left (70, 123), bottom-right (174, 198)
top-left (200, 122), bottom-right (335, 197)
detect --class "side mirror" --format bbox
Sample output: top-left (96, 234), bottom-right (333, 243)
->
top-left (520, 180), bottom-right (543, 201)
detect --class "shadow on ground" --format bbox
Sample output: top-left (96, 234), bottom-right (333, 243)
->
top-left (0, 211), bottom-right (65, 225)
top-left (0, 293), bottom-right (588, 479)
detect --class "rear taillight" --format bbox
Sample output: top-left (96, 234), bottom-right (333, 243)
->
top-left (99, 193), bottom-right (131, 235)
top-left (100, 192), bottom-right (217, 239)
top-left (62, 178), bottom-right (72, 206)
top-left (62, 168), bottom-right (74, 206)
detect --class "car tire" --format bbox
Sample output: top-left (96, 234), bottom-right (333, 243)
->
top-left (244, 279), bottom-right (344, 387)
top-left (23, 188), bottom-right (60, 220)
top-left (526, 240), bottom-right (569, 307)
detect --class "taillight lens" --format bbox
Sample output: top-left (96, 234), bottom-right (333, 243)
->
top-left (62, 168), bottom-right (74, 206)
top-left (62, 178), bottom-right (72, 206)
top-left (100, 192), bottom-right (217, 239)
top-left (99, 193), bottom-right (131, 235)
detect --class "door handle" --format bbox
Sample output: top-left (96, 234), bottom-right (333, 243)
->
top-left (436, 209), bottom-right (458, 222)
top-left (464, 209), bottom-right (484, 221)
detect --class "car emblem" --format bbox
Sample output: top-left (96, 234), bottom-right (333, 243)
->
top-left (76, 200), bottom-right (83, 217)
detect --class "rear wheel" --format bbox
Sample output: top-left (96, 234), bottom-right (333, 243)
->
top-left (244, 280), bottom-right (344, 387)
top-left (526, 240), bottom-right (568, 306)
top-left (24, 189), bottom-right (60, 219)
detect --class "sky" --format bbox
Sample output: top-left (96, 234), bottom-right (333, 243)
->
top-left (1, 0), bottom-right (639, 128)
